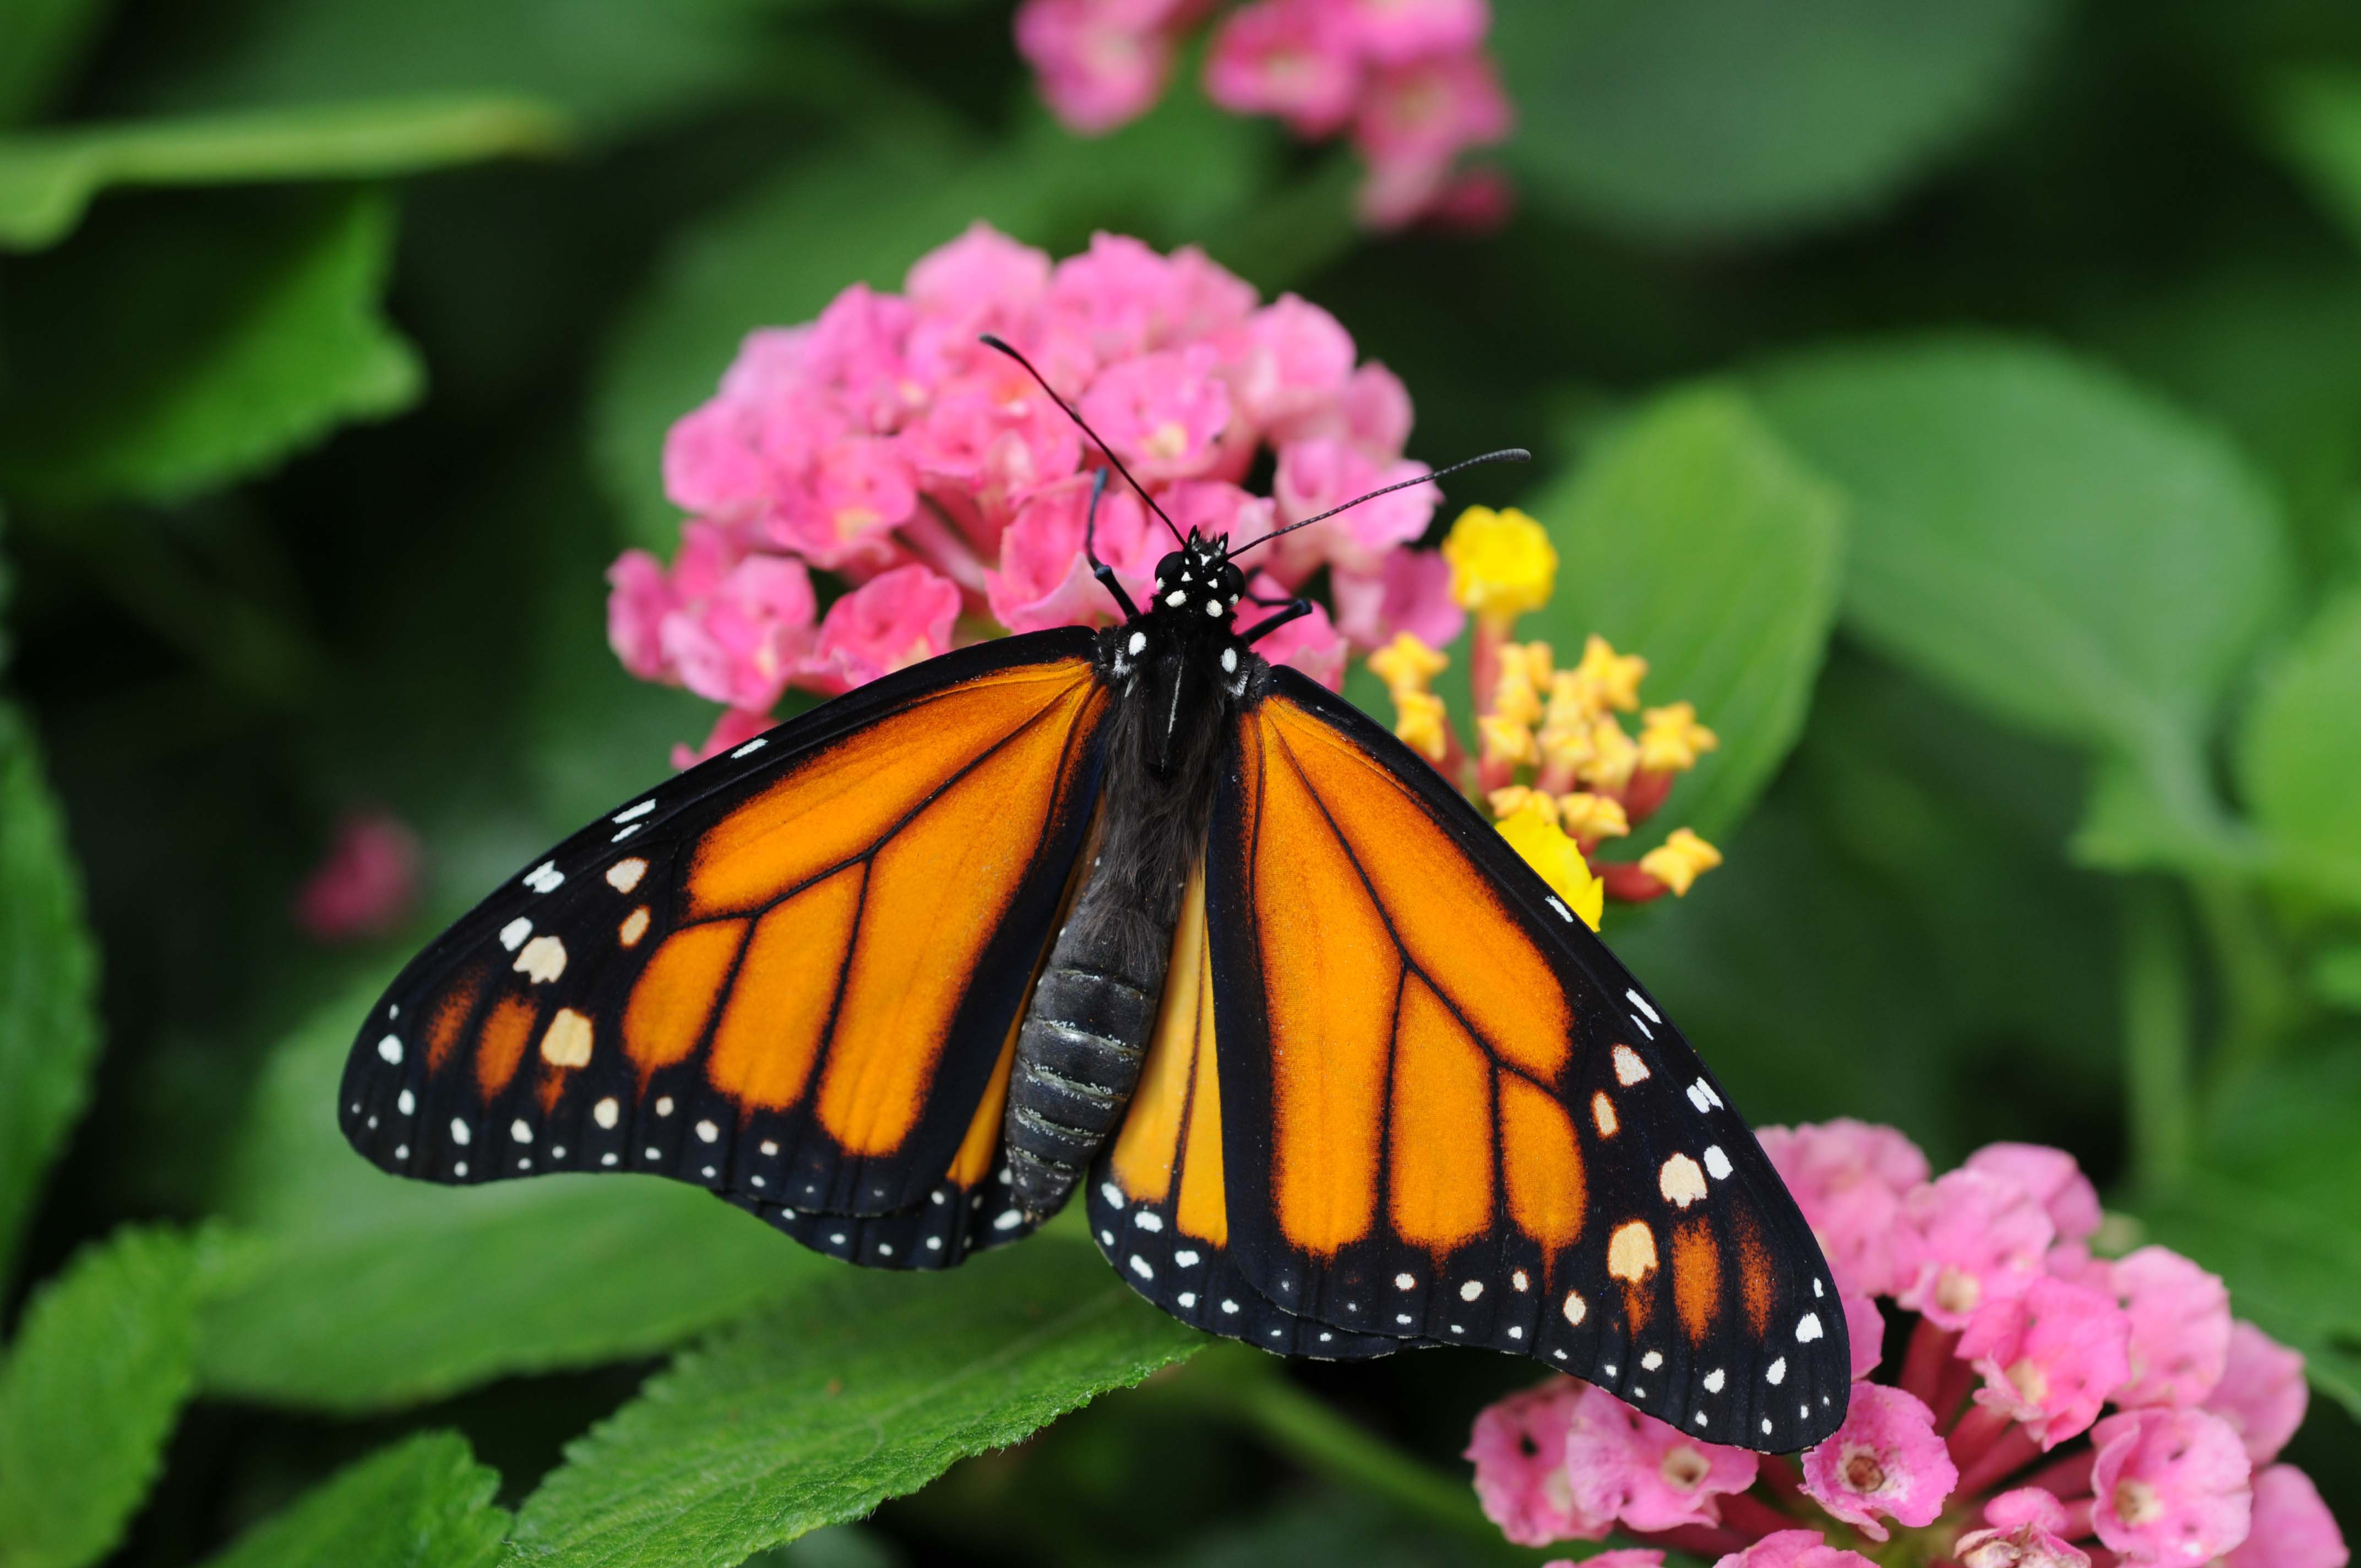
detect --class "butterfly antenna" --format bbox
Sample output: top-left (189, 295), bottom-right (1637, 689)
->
top-left (978, 334), bottom-right (1188, 546)
top-left (1225, 447), bottom-right (1531, 559)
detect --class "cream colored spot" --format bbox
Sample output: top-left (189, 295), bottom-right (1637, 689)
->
top-left (619, 906), bottom-right (651, 947)
top-left (539, 1008), bottom-right (594, 1068)
top-left (1608, 1220), bottom-right (1658, 1282)
top-left (1660, 1445), bottom-right (1709, 1491)
top-left (1562, 1291), bottom-right (1586, 1326)
top-left (1511, 1269), bottom-right (1530, 1292)
top-left (1613, 1044), bottom-right (1649, 1085)
top-left (514, 934), bottom-right (567, 983)
top-left (1659, 1153), bottom-right (1708, 1209)
top-left (607, 857), bottom-right (649, 893)
top-left (1592, 1091), bottom-right (1619, 1136)
top-left (592, 1096), bottom-right (621, 1129)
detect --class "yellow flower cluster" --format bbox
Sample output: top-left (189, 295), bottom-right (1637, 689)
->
top-left (1441, 505), bottom-right (1556, 625)
top-left (1492, 793), bottom-right (1604, 930)
top-left (1639, 827), bottom-right (1723, 896)
top-left (1368, 632), bottom-right (1452, 761)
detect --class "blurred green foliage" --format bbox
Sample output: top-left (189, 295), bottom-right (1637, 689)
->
top-left (3, 0), bottom-right (2359, 1562)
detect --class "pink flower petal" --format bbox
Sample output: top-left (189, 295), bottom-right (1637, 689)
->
top-left (1015, 0), bottom-right (1179, 134)
top-left (1710, 1531), bottom-right (1881, 1568)
top-left (1329, 547), bottom-right (1464, 650)
top-left (1757, 1120), bottom-right (1931, 1299)
top-left (1958, 1275), bottom-right (2132, 1449)
top-left (1465, 1379), bottom-right (1608, 1546)
top-left (671, 706), bottom-right (775, 771)
top-left (293, 809), bottom-right (422, 943)
top-left (1798, 1382), bottom-right (1958, 1542)
top-left (2224, 1464), bottom-right (2348, 1568)
top-left (2090, 1406), bottom-right (2253, 1565)
top-left (1078, 343), bottom-right (1236, 482)
top-left (799, 563), bottom-right (962, 696)
top-left (1891, 1168), bottom-right (2055, 1331)
top-left (2204, 1320), bottom-right (2309, 1466)
top-left (1242, 572), bottom-right (1348, 688)
top-left (1204, 0), bottom-right (1365, 137)
top-left (988, 472), bottom-right (1160, 632)
top-left (1270, 436), bottom-right (1437, 578)
top-left (1965, 1142), bottom-right (2104, 1246)
top-left (1842, 1292), bottom-right (1885, 1381)
top-left (1563, 1385), bottom-right (1760, 1534)
top-left (1336, 0), bottom-right (1490, 64)
top-left (2109, 1246), bottom-right (2232, 1409)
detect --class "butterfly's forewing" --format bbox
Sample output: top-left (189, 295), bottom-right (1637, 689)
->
top-left (1107, 668), bottom-right (1848, 1448)
top-left (339, 629), bottom-right (1109, 1234)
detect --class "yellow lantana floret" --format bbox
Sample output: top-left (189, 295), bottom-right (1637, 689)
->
top-left (1639, 701), bottom-right (1719, 772)
top-left (1392, 689), bottom-right (1449, 761)
top-left (1492, 656), bottom-right (1546, 729)
top-left (1487, 786), bottom-right (1556, 826)
top-left (1576, 716), bottom-right (1640, 792)
top-left (1557, 791), bottom-right (1630, 842)
top-left (1570, 634), bottom-right (1648, 715)
top-left (1640, 827), bottom-right (1723, 896)
top-left (1495, 794), bottom-right (1604, 929)
top-left (1478, 714), bottom-right (1538, 769)
top-left (1443, 506), bottom-right (1557, 624)
top-left (1368, 633), bottom-right (1449, 698)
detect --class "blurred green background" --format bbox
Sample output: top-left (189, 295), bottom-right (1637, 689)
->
top-left (4, 0), bottom-right (2361, 1563)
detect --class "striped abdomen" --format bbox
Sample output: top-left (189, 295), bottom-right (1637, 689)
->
top-left (1003, 869), bottom-right (1176, 1219)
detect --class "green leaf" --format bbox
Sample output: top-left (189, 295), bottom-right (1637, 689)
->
top-left (197, 977), bottom-right (824, 1412)
top-left (1752, 335), bottom-right (2295, 870)
top-left (0, 96), bottom-right (569, 252)
top-left (1493, 0), bottom-right (2061, 241)
top-left (2136, 1041), bottom-right (2361, 1416)
top-left (594, 95), bottom-right (1271, 551)
top-left (0, 0), bottom-right (110, 126)
top-left (2263, 67), bottom-right (2361, 261)
top-left (110, 0), bottom-right (829, 140)
top-left (0, 700), bottom-right (101, 1289)
top-left (2238, 585), bottom-right (2361, 910)
top-left (0, 1228), bottom-right (205, 1568)
top-left (0, 186), bottom-right (421, 507)
top-left (1521, 385), bottom-right (1845, 846)
top-left (508, 1240), bottom-right (1200, 1568)
top-left (194, 1432), bottom-right (508, 1568)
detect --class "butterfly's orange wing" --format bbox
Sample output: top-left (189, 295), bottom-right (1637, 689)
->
top-left (1090, 668), bottom-right (1850, 1450)
top-left (340, 629), bottom-right (1108, 1266)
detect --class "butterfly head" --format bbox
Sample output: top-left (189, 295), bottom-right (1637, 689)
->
top-left (1150, 529), bottom-right (1246, 625)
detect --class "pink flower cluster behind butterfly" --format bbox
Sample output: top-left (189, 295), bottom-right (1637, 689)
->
top-left (1468, 1122), bottom-right (2347, 1568)
top-left (612, 224), bottom-right (1467, 767)
top-left (1016, 0), bottom-right (1510, 227)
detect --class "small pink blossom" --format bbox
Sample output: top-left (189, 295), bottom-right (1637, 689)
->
top-left (1798, 1382), bottom-right (1957, 1541)
top-left (1242, 573), bottom-right (1349, 688)
top-left (660, 543), bottom-right (819, 714)
top-left (1758, 1120), bottom-right (1930, 1299)
top-left (1841, 1292), bottom-right (1885, 1380)
top-left (988, 475), bottom-right (1159, 634)
top-left (2203, 1321), bottom-right (2309, 1466)
top-left (1048, 233), bottom-right (1257, 364)
top-left (2090, 1407), bottom-right (2252, 1565)
top-left (1339, 0), bottom-right (1489, 63)
top-left (1956, 1488), bottom-right (2092, 1568)
top-left (1966, 1142), bottom-right (2103, 1246)
top-left (1563, 1384), bottom-right (1760, 1534)
top-left (1015, 0), bottom-right (1179, 134)
top-left (1891, 1168), bottom-right (2055, 1330)
top-left (1711, 1532), bottom-right (1880, 1568)
top-left (608, 547), bottom-right (678, 682)
top-left (764, 435), bottom-right (919, 571)
top-left (799, 565), bottom-right (961, 696)
top-left (1351, 50), bottom-right (1510, 226)
top-left (1223, 294), bottom-right (1359, 433)
top-left (905, 222), bottom-right (1052, 331)
top-left (1204, 0), bottom-right (1363, 136)
top-left (1160, 479), bottom-right (1274, 551)
top-left (1079, 344), bottom-right (1236, 482)
top-left (1959, 1275), bottom-right (2133, 1449)
top-left (293, 809), bottom-right (421, 942)
top-left (1465, 1380), bottom-right (1606, 1546)
top-left (1552, 1554), bottom-right (1666, 1568)
top-left (2225, 1464), bottom-right (2348, 1568)
top-left (2109, 1246), bottom-right (2231, 1409)
top-left (1330, 548), bottom-right (1463, 651)
top-left (1271, 437), bottom-right (1437, 578)
top-left (671, 706), bottom-right (774, 771)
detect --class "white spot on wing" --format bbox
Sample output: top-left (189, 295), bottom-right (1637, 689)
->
top-left (1395, 1272), bottom-right (1416, 1291)
top-left (510, 1119), bottom-right (533, 1144)
top-left (1687, 1081), bottom-right (1713, 1114)
top-left (695, 1119), bottom-right (719, 1144)
top-left (1702, 1368), bottom-right (1725, 1393)
top-left (606, 857), bottom-right (648, 893)
top-left (731, 737), bottom-right (767, 758)
top-left (1101, 1182), bottom-right (1126, 1208)
top-left (1767, 1357), bottom-right (1786, 1385)
top-left (1613, 1044), bottom-right (1649, 1085)
top-left (1547, 895), bottom-right (1573, 922)
top-left (1641, 1351), bottom-right (1663, 1371)
top-left (593, 1097), bottom-right (619, 1129)
top-left (613, 800), bottom-right (656, 824)
top-left (1174, 1249), bottom-right (1199, 1267)
top-left (498, 917), bottom-right (532, 951)
top-left (514, 934), bottom-right (567, 983)
top-left (1625, 988), bottom-right (1661, 1023)
top-left (523, 862), bottom-right (563, 894)
top-left (1704, 1145), bottom-right (1733, 1180)
top-left (1659, 1153), bottom-right (1708, 1208)
top-left (449, 1118), bottom-right (472, 1146)
top-left (1460, 1280), bottom-right (1483, 1302)
top-left (1133, 1211), bottom-right (1163, 1232)
top-left (1797, 1313), bottom-right (1824, 1343)
top-left (396, 1089), bottom-right (414, 1115)
top-left (1562, 1291), bottom-right (1586, 1326)
top-left (1130, 1255), bottom-right (1154, 1280)
top-left (993, 1210), bottom-right (1022, 1231)
top-left (377, 1035), bottom-right (404, 1064)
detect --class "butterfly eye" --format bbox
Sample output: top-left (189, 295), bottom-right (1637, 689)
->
top-left (1154, 551), bottom-right (1188, 589)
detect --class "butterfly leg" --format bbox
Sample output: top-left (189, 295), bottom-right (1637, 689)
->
top-left (1083, 469), bottom-right (1141, 620)
top-left (1241, 599), bottom-right (1314, 644)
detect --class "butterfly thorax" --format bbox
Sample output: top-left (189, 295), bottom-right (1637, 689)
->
top-left (1001, 532), bottom-right (1263, 1221)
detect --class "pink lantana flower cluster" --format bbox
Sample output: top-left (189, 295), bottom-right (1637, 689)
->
top-left (1468, 1123), bottom-right (2347, 1568)
top-left (610, 224), bottom-right (1460, 766)
top-left (1015, 0), bottom-right (1511, 227)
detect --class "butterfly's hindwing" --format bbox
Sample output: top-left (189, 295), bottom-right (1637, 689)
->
top-left (338, 629), bottom-right (1111, 1236)
top-left (1181, 669), bottom-right (1848, 1447)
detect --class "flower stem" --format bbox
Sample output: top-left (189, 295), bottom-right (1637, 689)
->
top-left (2121, 882), bottom-right (2195, 1204)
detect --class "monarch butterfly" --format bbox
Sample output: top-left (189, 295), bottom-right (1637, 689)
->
top-left (340, 337), bottom-right (1849, 1451)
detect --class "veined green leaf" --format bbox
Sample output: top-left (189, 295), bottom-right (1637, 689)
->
top-left (1519, 385), bottom-right (1845, 847)
top-left (0, 700), bottom-right (100, 1290)
top-left (0, 96), bottom-right (567, 252)
top-left (0, 187), bottom-right (420, 507)
top-left (0, 1228), bottom-right (207, 1568)
top-left (194, 1432), bottom-right (508, 1568)
top-left (507, 1240), bottom-right (1200, 1568)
